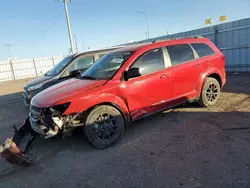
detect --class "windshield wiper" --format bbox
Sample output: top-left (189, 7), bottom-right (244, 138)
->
top-left (81, 75), bottom-right (97, 80)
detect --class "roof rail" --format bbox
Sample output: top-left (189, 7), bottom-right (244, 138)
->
top-left (125, 41), bottom-right (151, 47)
top-left (152, 36), bottom-right (204, 43)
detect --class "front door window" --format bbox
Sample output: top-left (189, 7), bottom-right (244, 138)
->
top-left (62, 56), bottom-right (94, 77)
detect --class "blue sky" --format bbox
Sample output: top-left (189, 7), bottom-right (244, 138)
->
top-left (0, 0), bottom-right (250, 60)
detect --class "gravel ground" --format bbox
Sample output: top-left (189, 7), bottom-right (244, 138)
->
top-left (0, 73), bottom-right (249, 188)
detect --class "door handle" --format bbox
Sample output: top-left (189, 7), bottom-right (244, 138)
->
top-left (160, 73), bottom-right (170, 79)
top-left (194, 64), bottom-right (200, 68)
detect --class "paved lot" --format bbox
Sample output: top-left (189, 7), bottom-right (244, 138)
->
top-left (0, 74), bottom-right (250, 188)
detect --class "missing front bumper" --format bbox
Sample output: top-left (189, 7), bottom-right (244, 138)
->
top-left (0, 139), bottom-right (33, 167)
top-left (0, 118), bottom-right (37, 167)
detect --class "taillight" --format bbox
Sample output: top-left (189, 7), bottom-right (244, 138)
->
top-left (222, 55), bottom-right (225, 60)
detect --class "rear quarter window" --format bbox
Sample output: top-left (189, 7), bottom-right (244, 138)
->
top-left (191, 43), bottom-right (215, 58)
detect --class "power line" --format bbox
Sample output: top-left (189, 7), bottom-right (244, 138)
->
top-left (41, 0), bottom-right (58, 26)
top-left (42, 8), bottom-right (64, 37)
top-left (11, 2), bottom-right (65, 53)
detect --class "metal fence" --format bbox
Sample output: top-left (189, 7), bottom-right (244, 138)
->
top-left (0, 56), bottom-right (64, 81)
top-left (126, 18), bottom-right (250, 72)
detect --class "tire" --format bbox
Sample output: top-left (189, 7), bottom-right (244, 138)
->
top-left (84, 105), bottom-right (125, 149)
top-left (198, 77), bottom-right (221, 107)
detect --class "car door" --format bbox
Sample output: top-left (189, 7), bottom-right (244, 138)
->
top-left (43, 55), bottom-right (95, 89)
top-left (119, 48), bottom-right (172, 120)
top-left (166, 44), bottom-right (203, 103)
top-left (191, 42), bottom-right (216, 69)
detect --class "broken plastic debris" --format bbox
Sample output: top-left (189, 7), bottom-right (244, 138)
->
top-left (0, 138), bottom-right (33, 167)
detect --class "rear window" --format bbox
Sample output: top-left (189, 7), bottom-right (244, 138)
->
top-left (191, 43), bottom-right (215, 57)
top-left (167, 44), bottom-right (195, 66)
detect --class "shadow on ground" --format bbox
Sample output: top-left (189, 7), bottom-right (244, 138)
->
top-left (0, 73), bottom-right (249, 188)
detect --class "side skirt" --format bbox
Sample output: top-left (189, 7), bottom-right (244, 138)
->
top-left (131, 97), bottom-right (198, 122)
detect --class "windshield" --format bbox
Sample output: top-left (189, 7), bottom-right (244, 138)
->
top-left (80, 51), bottom-right (134, 80)
top-left (46, 56), bottom-right (73, 76)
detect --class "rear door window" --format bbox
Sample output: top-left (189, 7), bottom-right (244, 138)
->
top-left (191, 43), bottom-right (215, 57)
top-left (166, 44), bottom-right (195, 66)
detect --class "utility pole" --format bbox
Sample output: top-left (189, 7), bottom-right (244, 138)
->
top-left (4, 44), bottom-right (12, 59)
top-left (137, 11), bottom-right (150, 39)
top-left (73, 35), bottom-right (78, 52)
top-left (62, 0), bottom-right (75, 53)
top-left (210, 14), bottom-right (213, 28)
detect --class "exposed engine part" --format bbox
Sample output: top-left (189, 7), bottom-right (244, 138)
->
top-left (58, 114), bottom-right (84, 133)
top-left (41, 107), bottom-right (83, 137)
top-left (52, 117), bottom-right (64, 129)
top-left (41, 108), bottom-right (55, 132)
top-left (30, 102), bottom-right (85, 137)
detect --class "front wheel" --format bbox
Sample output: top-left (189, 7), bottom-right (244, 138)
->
top-left (198, 77), bottom-right (221, 107)
top-left (84, 105), bottom-right (125, 149)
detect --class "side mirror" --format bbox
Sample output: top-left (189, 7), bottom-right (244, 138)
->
top-left (44, 70), bottom-right (50, 76)
top-left (124, 67), bottom-right (141, 81)
top-left (69, 69), bottom-right (81, 77)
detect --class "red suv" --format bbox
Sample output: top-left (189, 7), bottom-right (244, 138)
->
top-left (30, 37), bottom-right (226, 149)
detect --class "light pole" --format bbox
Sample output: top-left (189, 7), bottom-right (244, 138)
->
top-left (4, 44), bottom-right (12, 59)
top-left (73, 35), bottom-right (78, 52)
top-left (62, 0), bottom-right (75, 53)
top-left (81, 37), bottom-right (86, 51)
top-left (137, 11), bottom-right (150, 39)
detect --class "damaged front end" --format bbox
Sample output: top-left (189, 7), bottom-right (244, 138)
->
top-left (0, 102), bottom-right (84, 167)
top-left (29, 102), bottom-right (84, 138)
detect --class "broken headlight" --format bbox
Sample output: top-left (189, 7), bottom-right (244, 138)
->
top-left (50, 102), bottom-right (71, 115)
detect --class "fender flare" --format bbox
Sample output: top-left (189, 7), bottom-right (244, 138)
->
top-left (68, 93), bottom-right (131, 121)
top-left (196, 68), bottom-right (222, 95)
top-left (87, 94), bottom-right (130, 121)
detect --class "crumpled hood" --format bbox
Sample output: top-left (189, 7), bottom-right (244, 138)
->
top-left (31, 78), bottom-right (106, 107)
top-left (25, 75), bottom-right (52, 89)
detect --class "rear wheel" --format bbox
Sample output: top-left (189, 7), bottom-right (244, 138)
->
top-left (198, 77), bottom-right (221, 107)
top-left (84, 105), bottom-right (125, 149)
